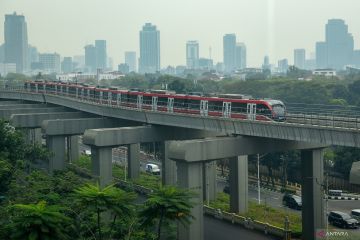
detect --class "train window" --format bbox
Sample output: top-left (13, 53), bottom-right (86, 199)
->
top-left (188, 99), bottom-right (200, 110)
top-left (257, 104), bottom-right (272, 116)
top-left (158, 97), bottom-right (168, 106)
top-left (143, 95), bottom-right (152, 105)
top-left (208, 101), bottom-right (223, 111)
top-left (231, 102), bottom-right (247, 113)
top-left (174, 98), bottom-right (186, 109)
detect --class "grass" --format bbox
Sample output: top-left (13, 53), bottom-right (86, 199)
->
top-left (209, 192), bottom-right (302, 235)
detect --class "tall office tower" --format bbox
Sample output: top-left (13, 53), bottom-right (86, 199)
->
top-left (4, 12), bottom-right (28, 73)
top-left (73, 55), bottom-right (85, 69)
top-left (28, 45), bottom-right (39, 67)
top-left (39, 53), bottom-right (60, 73)
top-left (95, 40), bottom-right (107, 70)
top-left (294, 49), bottom-right (306, 69)
top-left (186, 41), bottom-right (199, 69)
top-left (61, 57), bottom-right (73, 73)
top-left (316, 42), bottom-right (328, 69)
top-left (139, 23), bottom-right (160, 73)
top-left (125, 51), bottom-right (137, 72)
top-left (354, 50), bottom-right (360, 68)
top-left (235, 42), bottom-right (246, 70)
top-left (262, 55), bottom-right (271, 70)
top-left (223, 34), bottom-right (236, 73)
top-left (325, 19), bottom-right (354, 70)
top-left (0, 44), bottom-right (4, 62)
top-left (84, 44), bottom-right (96, 73)
top-left (278, 59), bottom-right (289, 73)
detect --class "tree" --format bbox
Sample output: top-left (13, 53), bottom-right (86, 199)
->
top-left (73, 182), bottom-right (136, 240)
top-left (7, 201), bottom-right (72, 240)
top-left (140, 185), bottom-right (195, 240)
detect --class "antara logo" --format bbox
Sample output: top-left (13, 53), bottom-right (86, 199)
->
top-left (316, 229), bottom-right (350, 239)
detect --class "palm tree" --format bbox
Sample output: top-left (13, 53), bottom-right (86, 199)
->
top-left (8, 201), bottom-right (72, 240)
top-left (73, 182), bottom-right (136, 240)
top-left (140, 185), bottom-right (195, 240)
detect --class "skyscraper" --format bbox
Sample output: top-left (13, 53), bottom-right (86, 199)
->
top-left (262, 55), bottom-right (271, 70)
top-left (316, 42), bottom-right (328, 69)
top-left (28, 45), bottom-right (39, 67)
top-left (0, 44), bottom-right (4, 63)
top-left (125, 51), bottom-right (137, 72)
top-left (223, 34), bottom-right (236, 73)
top-left (4, 12), bottom-right (28, 73)
top-left (235, 43), bottom-right (246, 70)
top-left (139, 23), bottom-right (160, 73)
top-left (186, 41), bottom-right (199, 69)
top-left (95, 40), bottom-right (107, 70)
top-left (278, 59), bottom-right (289, 74)
top-left (84, 44), bottom-right (96, 73)
top-left (325, 19), bottom-right (354, 70)
top-left (294, 49), bottom-right (306, 69)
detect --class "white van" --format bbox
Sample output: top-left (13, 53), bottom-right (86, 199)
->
top-left (145, 163), bottom-right (160, 175)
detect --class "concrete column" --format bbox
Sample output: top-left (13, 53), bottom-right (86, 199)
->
top-left (34, 128), bottom-right (42, 145)
top-left (91, 147), bottom-right (113, 188)
top-left (46, 135), bottom-right (66, 173)
top-left (229, 155), bottom-right (248, 214)
top-left (301, 149), bottom-right (325, 240)
top-left (69, 135), bottom-right (80, 162)
top-left (127, 143), bottom-right (140, 179)
top-left (203, 161), bottom-right (217, 202)
top-left (176, 161), bottom-right (203, 240)
top-left (160, 141), bottom-right (177, 185)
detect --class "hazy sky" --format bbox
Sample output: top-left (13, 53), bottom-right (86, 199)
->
top-left (1, 0), bottom-right (360, 68)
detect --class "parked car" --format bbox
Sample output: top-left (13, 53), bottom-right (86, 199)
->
top-left (350, 209), bottom-right (360, 222)
top-left (328, 211), bottom-right (359, 229)
top-left (145, 163), bottom-right (160, 175)
top-left (282, 194), bottom-right (302, 210)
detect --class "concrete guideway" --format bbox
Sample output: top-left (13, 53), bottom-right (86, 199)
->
top-left (0, 107), bottom-right (70, 120)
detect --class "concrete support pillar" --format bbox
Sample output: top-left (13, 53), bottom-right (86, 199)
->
top-left (301, 149), bottom-right (325, 240)
top-left (176, 161), bottom-right (203, 240)
top-left (34, 128), bottom-right (42, 145)
top-left (91, 147), bottom-right (113, 188)
top-left (68, 135), bottom-right (80, 162)
top-left (160, 141), bottom-right (177, 185)
top-left (127, 143), bottom-right (140, 179)
top-left (229, 155), bottom-right (248, 214)
top-left (46, 135), bottom-right (66, 173)
top-left (23, 128), bottom-right (42, 145)
top-left (203, 161), bottom-right (217, 202)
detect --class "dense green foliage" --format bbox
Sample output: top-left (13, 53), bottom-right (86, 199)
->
top-left (0, 120), bottom-right (194, 239)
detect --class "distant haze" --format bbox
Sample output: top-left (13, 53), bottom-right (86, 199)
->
top-left (1, 0), bottom-right (360, 67)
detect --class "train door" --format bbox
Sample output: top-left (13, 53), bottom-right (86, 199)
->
top-left (54, 85), bottom-right (57, 94)
top-left (99, 91), bottom-right (103, 103)
top-left (247, 103), bottom-right (257, 120)
top-left (35, 84), bottom-right (38, 93)
top-left (60, 86), bottom-right (63, 95)
top-left (222, 102), bottom-right (231, 118)
top-left (108, 92), bottom-right (112, 105)
top-left (75, 88), bottom-right (79, 98)
top-left (200, 100), bottom-right (208, 116)
top-left (152, 96), bottom-right (158, 111)
top-left (80, 89), bottom-right (84, 99)
top-left (167, 98), bottom-right (174, 113)
top-left (137, 95), bottom-right (143, 109)
top-left (117, 93), bottom-right (122, 106)
top-left (66, 86), bottom-right (69, 95)
top-left (42, 84), bottom-right (46, 93)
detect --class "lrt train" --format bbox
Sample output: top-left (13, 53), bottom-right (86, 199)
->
top-left (24, 80), bottom-right (286, 121)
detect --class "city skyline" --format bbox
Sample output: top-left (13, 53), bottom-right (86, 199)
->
top-left (1, 0), bottom-right (360, 68)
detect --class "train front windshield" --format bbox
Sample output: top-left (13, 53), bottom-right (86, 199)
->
top-left (272, 104), bottom-right (286, 120)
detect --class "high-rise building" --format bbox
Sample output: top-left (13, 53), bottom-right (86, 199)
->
top-left (316, 42), bottom-right (328, 69)
top-left (198, 58), bottom-right (213, 70)
top-left (125, 51), bottom-right (137, 72)
top-left (95, 40), bottom-right (107, 70)
top-left (235, 42), bottom-right (246, 70)
top-left (61, 57), bottom-right (73, 73)
top-left (353, 50), bottom-right (360, 68)
top-left (39, 53), bottom-right (60, 73)
top-left (325, 19), bottom-right (354, 70)
top-left (84, 44), bottom-right (96, 73)
top-left (73, 55), bottom-right (85, 69)
top-left (139, 23), bottom-right (160, 73)
top-left (28, 45), bottom-right (39, 67)
top-left (294, 49), bottom-right (306, 69)
top-left (278, 59), bottom-right (289, 74)
top-left (4, 12), bottom-right (28, 73)
top-left (0, 44), bottom-right (4, 62)
top-left (262, 55), bottom-right (271, 70)
top-left (223, 34), bottom-right (236, 73)
top-left (186, 41), bottom-right (199, 69)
